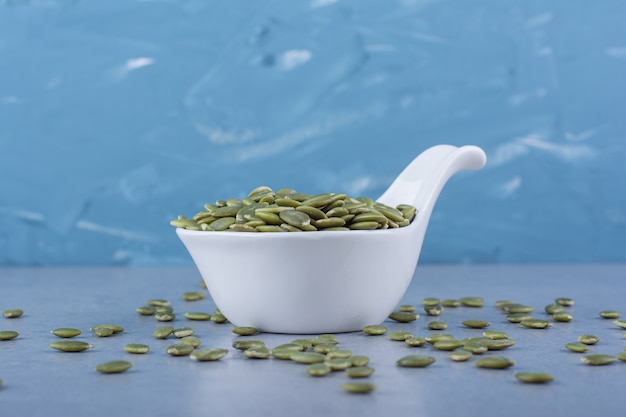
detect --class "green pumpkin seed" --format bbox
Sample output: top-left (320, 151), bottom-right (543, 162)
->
top-left (307, 363), bottom-right (331, 377)
top-left (422, 297), bottom-right (440, 306)
top-left (476, 356), bottom-right (515, 369)
top-left (362, 324), bottom-right (388, 335)
top-left (348, 221), bottom-right (379, 230)
top-left (166, 343), bottom-right (195, 356)
top-left (210, 313), bottom-right (228, 323)
top-left (612, 319), bottom-right (626, 329)
top-left (124, 343), bottom-right (150, 354)
top-left (156, 306), bottom-right (174, 314)
top-left (463, 341), bottom-right (488, 354)
top-left (581, 354), bottom-right (617, 366)
top-left (433, 340), bottom-right (464, 351)
top-left (405, 336), bottom-right (428, 347)
top-left (49, 340), bottom-right (93, 352)
top-left (505, 304), bottom-right (535, 314)
top-left (136, 305), bottom-right (156, 315)
top-left (153, 326), bottom-right (174, 339)
top-left (327, 358), bottom-right (352, 371)
top-left (424, 305), bottom-right (443, 316)
top-left (92, 326), bottom-right (114, 337)
top-left (155, 312), bottom-right (175, 322)
top-left (346, 366), bottom-right (375, 378)
top-left (397, 355), bottom-right (436, 368)
top-left (398, 304), bottom-right (416, 312)
top-left (244, 346), bottom-right (271, 359)
top-left (515, 372), bottom-right (554, 383)
top-left (459, 297), bottom-right (484, 308)
top-left (92, 324), bottom-right (124, 333)
top-left (0, 330), bottom-right (19, 341)
top-left (351, 355), bottom-right (370, 367)
top-left (616, 351), bottom-right (626, 362)
top-left (599, 310), bottom-right (620, 319)
top-left (506, 313), bottom-right (534, 323)
top-left (545, 304), bottom-right (564, 314)
top-left (147, 299), bottom-right (170, 307)
top-left (51, 328), bottom-right (82, 338)
top-left (233, 339), bottom-right (266, 350)
top-left (173, 327), bottom-right (195, 338)
top-left (326, 349), bottom-right (352, 359)
top-left (482, 339), bottom-right (516, 351)
top-left (565, 342), bottom-right (589, 353)
top-left (520, 319), bottom-right (552, 329)
top-left (314, 217), bottom-right (346, 228)
top-left (463, 320), bottom-right (491, 329)
top-left (182, 291), bottom-right (205, 301)
top-left (291, 339), bottom-right (313, 350)
top-left (183, 312), bottom-right (211, 321)
top-left (482, 331), bottom-right (508, 340)
top-left (313, 343), bottom-right (339, 354)
top-left (450, 350), bottom-right (473, 362)
top-left (552, 312), bottom-right (573, 322)
top-left (389, 331), bottom-right (414, 341)
top-left (232, 326), bottom-right (258, 336)
top-left (341, 382), bottom-right (376, 394)
top-left (95, 360), bottom-right (133, 374)
top-left (271, 349), bottom-right (295, 360)
top-left (273, 343), bottom-right (305, 351)
top-left (495, 300), bottom-right (514, 309)
top-left (428, 321), bottom-right (448, 330)
top-left (2, 309), bottom-right (23, 318)
top-left (555, 297), bottom-right (575, 306)
top-left (291, 352), bottom-right (327, 364)
top-left (180, 336), bottom-right (201, 348)
top-left (190, 348), bottom-right (228, 361)
top-left (578, 334), bottom-right (600, 345)
top-left (427, 333), bottom-right (456, 344)
top-left (441, 299), bottom-right (461, 308)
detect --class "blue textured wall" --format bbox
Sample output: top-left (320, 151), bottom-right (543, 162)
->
top-left (1, 0), bottom-right (625, 265)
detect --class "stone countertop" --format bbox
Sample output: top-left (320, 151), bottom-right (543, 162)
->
top-left (1, 264), bottom-right (625, 417)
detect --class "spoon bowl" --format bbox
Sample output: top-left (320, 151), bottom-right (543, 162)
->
top-left (176, 144), bottom-right (486, 333)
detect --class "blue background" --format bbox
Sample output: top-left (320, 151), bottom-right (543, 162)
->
top-left (1, 0), bottom-right (625, 266)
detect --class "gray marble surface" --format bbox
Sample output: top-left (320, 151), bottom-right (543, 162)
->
top-left (1, 264), bottom-right (625, 417)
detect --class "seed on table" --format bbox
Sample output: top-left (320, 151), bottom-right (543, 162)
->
top-left (424, 305), bottom-right (443, 316)
top-left (210, 313), bottom-right (228, 323)
top-left (92, 326), bottom-right (114, 337)
top-left (49, 340), bottom-right (93, 352)
top-left (520, 319), bottom-right (552, 329)
top-left (616, 352), bottom-right (626, 362)
top-left (180, 336), bottom-right (201, 348)
top-left (362, 324), bottom-right (388, 335)
top-left (136, 305), bottom-right (156, 316)
top-left (327, 349), bottom-right (352, 359)
top-left (433, 340), bottom-right (464, 351)
top-left (599, 310), bottom-right (620, 319)
top-left (476, 356), bottom-right (515, 369)
top-left (396, 355), bottom-right (436, 368)
top-left (95, 360), bottom-right (133, 374)
top-left (147, 299), bottom-right (170, 307)
top-left (482, 339), bottom-right (516, 351)
top-left (50, 328), bottom-right (81, 338)
top-left (124, 343), bottom-right (150, 354)
top-left (388, 311), bottom-right (418, 322)
top-left (327, 358), bottom-right (352, 371)
top-left (2, 309), bottom-right (23, 318)
top-left (346, 366), bottom-right (375, 378)
top-left (552, 312), bottom-right (573, 322)
top-left (291, 352), bottom-right (327, 364)
top-left (166, 343), bottom-right (195, 356)
top-left (233, 339), bottom-right (266, 350)
top-left (291, 339), bottom-right (313, 350)
top-left (463, 320), bottom-right (491, 329)
top-left (545, 304), bottom-right (564, 314)
top-left (515, 372), bottom-right (554, 384)
top-left (184, 312), bottom-right (211, 321)
top-left (427, 333), bottom-right (456, 344)
top-left (190, 348), bottom-right (228, 361)
top-left (504, 304), bottom-right (535, 314)
top-left (273, 343), bottom-right (305, 351)
top-left (428, 321), bottom-right (448, 330)
top-left (199, 280), bottom-right (207, 289)
top-left (314, 334), bottom-right (339, 344)
top-left (450, 350), bottom-right (473, 362)
top-left (313, 343), bottom-right (339, 354)
top-left (555, 297), bottom-right (574, 306)
top-left (182, 291), bottom-right (205, 301)
top-left (612, 319), bottom-right (626, 329)
top-left (389, 331), bottom-right (414, 341)
top-left (422, 297), bottom-right (440, 306)
top-left (405, 336), bottom-right (427, 347)
top-left (307, 363), bottom-right (331, 377)
top-left (349, 355), bottom-right (370, 368)
top-left (341, 382), bottom-right (376, 394)
top-left (156, 306), bottom-right (174, 314)
top-left (506, 313), bottom-right (534, 323)
top-left (153, 326), bottom-right (174, 339)
top-left (459, 297), bottom-right (484, 308)
top-left (173, 327), bottom-right (195, 338)
top-left (441, 299), bottom-right (461, 307)
top-left (495, 300), bottom-right (514, 309)
top-left (565, 342), bottom-right (589, 353)
top-left (0, 330), bottom-right (19, 340)
top-left (581, 354), bottom-right (617, 366)
top-left (463, 342), bottom-right (488, 354)
top-left (232, 326), bottom-right (258, 336)
top-left (398, 304), bottom-right (416, 312)
top-left (482, 331), bottom-right (508, 340)
top-left (578, 334), bottom-right (600, 345)
top-left (155, 312), bottom-right (175, 322)
top-left (244, 346), bottom-right (271, 359)
top-left (92, 324), bottom-right (124, 333)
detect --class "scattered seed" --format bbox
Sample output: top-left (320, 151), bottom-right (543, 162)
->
top-left (124, 343), bottom-right (150, 354)
top-left (482, 331), bottom-right (508, 340)
top-left (459, 297), bottom-right (484, 308)
top-left (495, 300), bottom-right (514, 309)
top-left (482, 339), bottom-right (516, 351)
top-left (153, 326), bottom-right (174, 339)
top-left (599, 310), bottom-right (620, 319)
top-left (291, 339), bottom-right (313, 350)
top-left (95, 360), bottom-right (133, 374)
top-left (463, 341), bottom-right (488, 354)
top-left (565, 342), bottom-right (589, 353)
top-left (388, 311), bottom-right (418, 322)
top-left (179, 336), bottom-right (201, 348)
top-left (426, 333), bottom-right (456, 344)
top-left (313, 343), bottom-right (339, 354)
top-left (2, 309), bottom-right (23, 318)
top-left (307, 363), bottom-right (331, 376)
top-left (210, 313), bottom-right (228, 323)
top-left (233, 339), bottom-right (266, 351)
top-left (341, 382), bottom-right (376, 394)
top-left (433, 340), bottom-right (464, 351)
top-left (232, 326), bottom-right (258, 336)
top-left (463, 320), bottom-right (491, 329)
top-left (544, 304), bottom-right (564, 314)
top-left (326, 349), bottom-right (352, 359)
top-left (552, 312), bottom-right (573, 322)
top-left (578, 334), bottom-right (600, 345)
top-left (515, 372), bottom-right (554, 383)
top-left (520, 319), bottom-right (552, 329)
top-left (155, 312), bottom-right (176, 322)
top-left (506, 313), bottom-right (534, 323)
top-left (92, 326), bottom-right (114, 337)
top-left (450, 350), bottom-right (473, 362)
top-left (505, 304), bottom-right (535, 314)
top-left (362, 324), bottom-right (388, 335)
top-left (398, 304), bottom-right (416, 312)
top-left (147, 299), bottom-right (170, 307)
top-left (424, 305), bottom-right (443, 316)
top-left (555, 297), bottom-right (574, 306)
top-left (136, 306), bottom-right (156, 316)
top-left (441, 299), bottom-right (461, 308)
top-left (422, 297), bottom-right (440, 306)
top-left (156, 306), bottom-right (174, 314)
top-left (388, 331), bottom-right (414, 341)
top-left (351, 355), bottom-right (370, 367)
top-left (173, 327), bottom-right (195, 338)
top-left (49, 340), bottom-right (93, 352)
top-left (0, 330), bottom-right (19, 341)
top-left (405, 336), bottom-right (428, 347)
top-left (166, 343), bottom-right (195, 356)
top-left (244, 346), bottom-right (271, 359)
top-left (612, 319), bottom-right (626, 329)
top-left (476, 356), bottom-right (515, 369)
top-left (616, 351), bottom-right (626, 362)
top-left (184, 312), bottom-right (211, 321)
top-left (182, 291), bottom-right (205, 301)
top-left (50, 328), bottom-right (82, 338)
top-left (327, 358), bottom-right (352, 371)
top-left (92, 324), bottom-right (124, 333)
top-left (291, 352), bottom-right (327, 364)
top-left (428, 321), bottom-right (448, 330)
top-left (190, 348), bottom-right (228, 361)
top-left (396, 355), bottom-right (436, 368)
top-left (581, 354), bottom-right (617, 366)
top-left (345, 365), bottom-right (375, 378)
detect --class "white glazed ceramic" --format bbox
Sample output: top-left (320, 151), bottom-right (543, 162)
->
top-left (176, 144), bottom-right (486, 334)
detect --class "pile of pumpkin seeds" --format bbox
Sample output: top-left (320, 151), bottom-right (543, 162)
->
top-left (170, 186), bottom-right (417, 232)
top-left (4, 287), bottom-right (626, 394)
